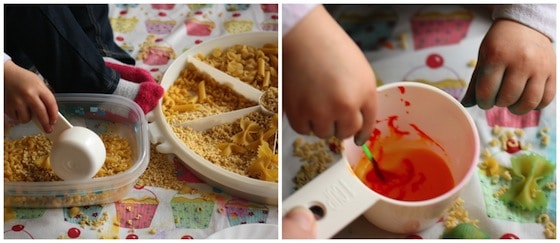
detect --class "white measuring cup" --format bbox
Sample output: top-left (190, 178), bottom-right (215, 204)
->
top-left (39, 112), bottom-right (106, 181)
top-left (282, 82), bottom-right (479, 238)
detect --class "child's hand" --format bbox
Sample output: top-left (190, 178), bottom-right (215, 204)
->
top-left (4, 60), bottom-right (58, 133)
top-left (283, 5), bottom-right (378, 145)
top-left (462, 19), bottom-right (556, 114)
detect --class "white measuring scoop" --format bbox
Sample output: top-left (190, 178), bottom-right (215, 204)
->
top-left (40, 112), bottom-right (106, 181)
top-left (188, 57), bottom-right (274, 116)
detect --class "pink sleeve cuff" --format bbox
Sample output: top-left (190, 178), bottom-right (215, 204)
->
top-left (492, 4), bottom-right (556, 42)
top-left (4, 53), bottom-right (12, 63)
top-left (282, 4), bottom-right (319, 36)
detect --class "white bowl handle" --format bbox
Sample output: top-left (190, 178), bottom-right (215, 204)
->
top-left (282, 159), bottom-right (380, 239)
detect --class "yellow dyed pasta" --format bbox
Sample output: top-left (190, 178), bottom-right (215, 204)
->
top-left (162, 62), bottom-right (257, 121)
top-left (198, 81), bottom-right (207, 101)
top-left (196, 43), bottom-right (278, 91)
top-left (162, 42), bottom-right (278, 183)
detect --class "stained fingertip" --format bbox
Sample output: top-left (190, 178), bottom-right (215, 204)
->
top-left (460, 95), bottom-right (476, 107)
top-left (507, 106), bottom-right (529, 116)
top-left (477, 97), bottom-right (496, 110)
top-left (462, 66), bottom-right (479, 107)
top-left (354, 131), bottom-right (368, 146)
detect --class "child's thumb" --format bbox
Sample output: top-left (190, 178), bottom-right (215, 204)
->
top-left (282, 206), bottom-right (317, 239)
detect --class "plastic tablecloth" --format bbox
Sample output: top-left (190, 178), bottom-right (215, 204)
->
top-left (3, 4), bottom-right (279, 239)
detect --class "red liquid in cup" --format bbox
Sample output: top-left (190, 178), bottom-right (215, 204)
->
top-left (354, 116), bottom-right (455, 201)
top-left (357, 147), bottom-right (454, 201)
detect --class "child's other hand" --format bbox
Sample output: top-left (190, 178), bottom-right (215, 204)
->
top-left (462, 19), bottom-right (556, 115)
top-left (4, 60), bottom-right (58, 133)
top-left (282, 206), bottom-right (317, 239)
top-left (283, 5), bottom-right (378, 145)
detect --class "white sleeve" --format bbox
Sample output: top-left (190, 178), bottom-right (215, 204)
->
top-left (4, 53), bottom-right (12, 63)
top-left (492, 4), bottom-right (556, 42)
top-left (282, 4), bottom-right (319, 37)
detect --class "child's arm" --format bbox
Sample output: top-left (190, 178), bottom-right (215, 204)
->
top-left (462, 4), bottom-right (556, 114)
top-left (283, 5), bottom-right (378, 145)
top-left (4, 53), bottom-right (58, 133)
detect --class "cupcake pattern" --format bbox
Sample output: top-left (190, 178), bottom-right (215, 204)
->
top-left (402, 53), bottom-right (467, 100)
top-left (171, 195), bottom-right (215, 229)
top-left (225, 199), bottom-right (269, 225)
top-left (410, 5), bottom-right (474, 50)
top-left (109, 4), bottom-right (276, 80)
top-left (137, 34), bottom-right (177, 66)
top-left (332, 5), bottom-right (398, 51)
top-left (115, 186), bottom-right (159, 229)
top-left (485, 107), bottom-right (541, 129)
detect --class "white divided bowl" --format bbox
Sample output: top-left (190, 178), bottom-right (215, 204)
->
top-left (148, 32), bottom-right (278, 205)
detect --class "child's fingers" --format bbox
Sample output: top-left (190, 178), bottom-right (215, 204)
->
top-left (354, 100), bottom-right (377, 146)
top-left (494, 68), bottom-right (528, 107)
top-left (474, 64), bottom-right (504, 110)
top-left (461, 64), bottom-right (480, 107)
top-left (29, 97), bottom-right (52, 133)
top-left (536, 77), bottom-right (556, 110)
top-left (311, 117), bottom-right (335, 139)
top-left (508, 77), bottom-right (546, 115)
top-left (333, 110), bottom-right (360, 140)
top-left (39, 92), bottom-right (58, 125)
top-left (287, 114), bottom-right (312, 136)
top-left (15, 106), bottom-right (32, 125)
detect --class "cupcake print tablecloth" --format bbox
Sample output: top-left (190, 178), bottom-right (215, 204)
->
top-left (3, 4), bottom-right (278, 239)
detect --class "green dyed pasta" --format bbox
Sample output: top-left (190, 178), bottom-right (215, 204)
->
top-left (500, 153), bottom-right (555, 211)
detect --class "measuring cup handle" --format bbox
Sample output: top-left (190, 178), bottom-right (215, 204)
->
top-left (282, 160), bottom-right (380, 239)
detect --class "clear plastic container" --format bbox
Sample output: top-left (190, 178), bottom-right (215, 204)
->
top-left (4, 94), bottom-right (149, 208)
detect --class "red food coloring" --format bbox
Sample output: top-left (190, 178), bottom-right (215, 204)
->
top-left (155, 38), bottom-right (164, 43)
top-left (194, 10), bottom-right (203, 15)
top-left (232, 13), bottom-right (241, 17)
top-left (115, 36), bottom-right (124, 42)
top-left (426, 54), bottom-right (444, 69)
top-left (126, 234), bottom-right (139, 239)
top-left (500, 233), bottom-right (519, 239)
top-left (328, 143), bottom-right (337, 152)
top-left (398, 86), bottom-right (405, 94)
top-left (400, 98), bottom-right (410, 107)
top-left (67, 227), bottom-right (81, 238)
top-left (505, 138), bottom-right (521, 154)
top-left (181, 235), bottom-right (194, 239)
top-left (388, 116), bottom-right (410, 136)
top-left (271, 15), bottom-right (278, 20)
top-left (119, 10), bottom-right (128, 15)
top-left (158, 12), bottom-right (167, 17)
top-left (405, 234), bottom-right (423, 239)
top-left (194, 39), bottom-right (203, 44)
top-left (150, 68), bottom-right (159, 72)
top-left (12, 224), bottom-right (25, 232)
